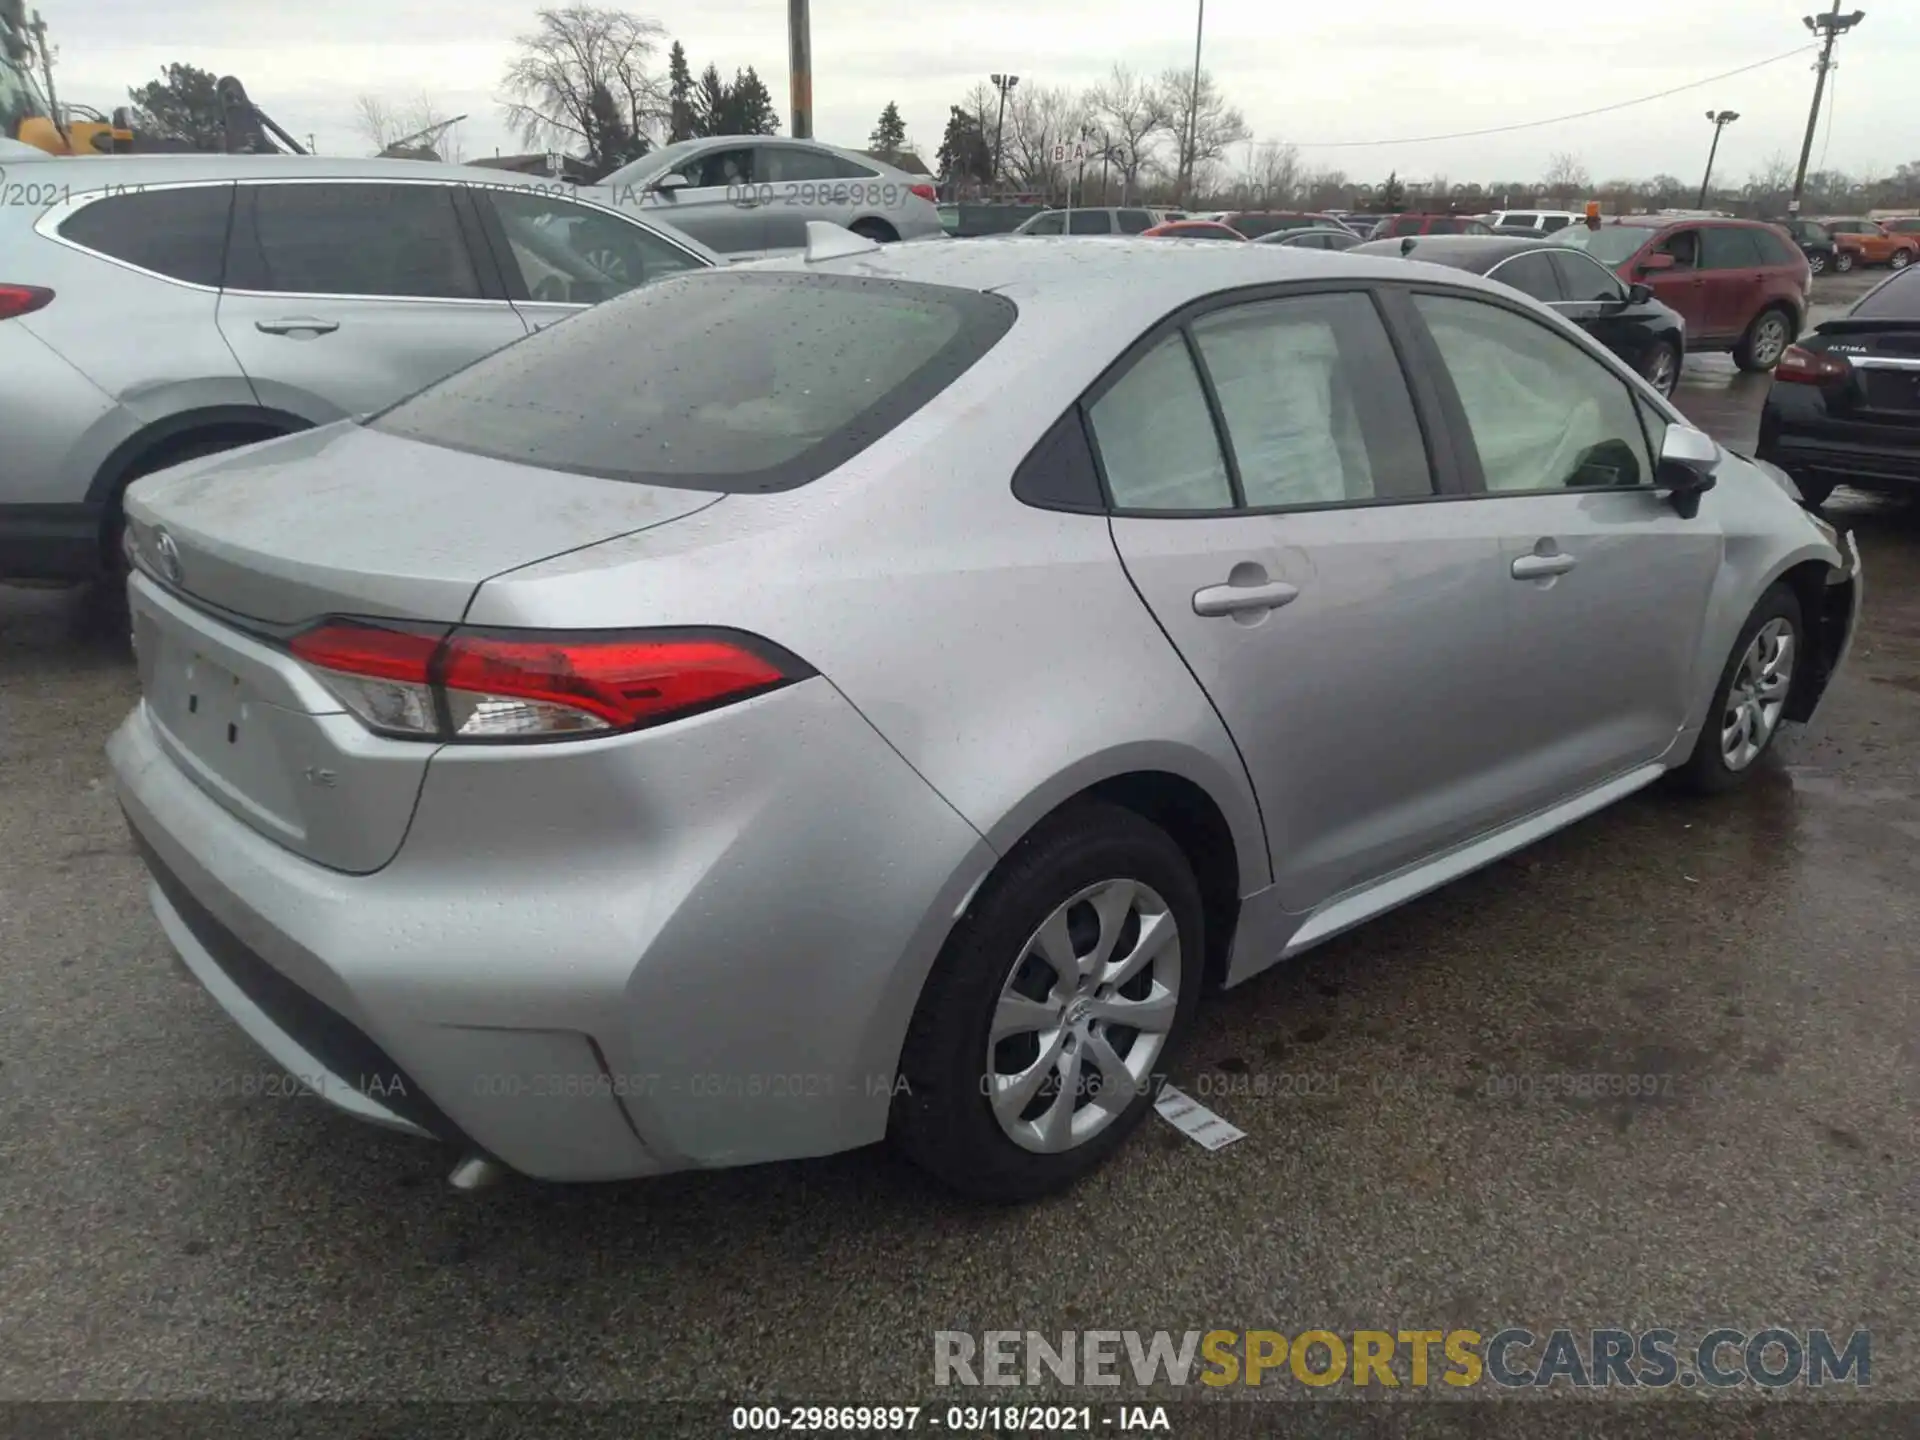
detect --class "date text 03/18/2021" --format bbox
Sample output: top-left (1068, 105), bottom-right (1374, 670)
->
top-left (731, 1405), bottom-right (1171, 1432)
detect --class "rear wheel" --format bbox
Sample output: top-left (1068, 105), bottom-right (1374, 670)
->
top-left (1807, 249), bottom-right (1828, 276)
top-left (890, 802), bottom-right (1203, 1202)
top-left (849, 217), bottom-right (899, 244)
top-left (1733, 307), bottom-right (1794, 373)
top-left (1834, 249), bottom-right (1856, 273)
top-left (1640, 340), bottom-right (1681, 397)
top-left (1892, 248), bottom-right (1914, 271)
top-left (1791, 474), bottom-right (1836, 508)
top-left (1673, 585), bottom-right (1802, 795)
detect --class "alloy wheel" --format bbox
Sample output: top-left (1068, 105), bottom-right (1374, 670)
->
top-left (1893, 250), bottom-right (1913, 271)
top-left (1808, 252), bottom-right (1827, 275)
top-left (986, 878), bottom-right (1181, 1154)
top-left (1646, 346), bottom-right (1678, 396)
top-left (1751, 314), bottom-right (1790, 368)
top-left (1721, 617), bottom-right (1795, 771)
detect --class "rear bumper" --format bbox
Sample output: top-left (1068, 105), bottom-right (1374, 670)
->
top-left (110, 677), bottom-right (994, 1182)
top-left (0, 502), bottom-right (102, 582)
top-left (1757, 391), bottom-right (1920, 489)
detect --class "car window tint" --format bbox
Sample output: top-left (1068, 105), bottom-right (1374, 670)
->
top-left (685, 148), bottom-right (756, 188)
top-left (226, 183), bottom-right (480, 299)
top-left (1025, 212), bottom-right (1065, 235)
top-left (761, 146), bottom-right (874, 182)
top-left (1853, 265), bottom-right (1920, 320)
top-left (1068, 210), bottom-right (1112, 235)
top-left (1701, 227), bottom-right (1762, 269)
top-left (1191, 292), bottom-right (1431, 508)
top-left (488, 190), bottom-right (703, 305)
top-left (374, 272), bottom-right (1013, 492)
top-left (1490, 252), bottom-right (1562, 302)
top-left (1086, 334), bottom-right (1233, 511)
top-left (57, 184), bottom-right (234, 287)
top-left (1547, 250), bottom-right (1623, 303)
top-left (1752, 228), bottom-right (1800, 266)
top-left (1117, 209), bottom-right (1154, 234)
top-left (1506, 214), bottom-right (1536, 229)
top-left (1541, 215), bottom-right (1573, 232)
top-left (1414, 293), bottom-right (1654, 494)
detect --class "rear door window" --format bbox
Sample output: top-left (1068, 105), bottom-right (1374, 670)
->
top-left (1540, 215), bottom-right (1573, 232)
top-left (372, 271), bottom-right (1015, 492)
top-left (1068, 210), bottom-right (1113, 235)
top-left (226, 182), bottom-right (482, 298)
top-left (56, 184), bottom-right (234, 287)
top-left (761, 146), bottom-right (876, 182)
top-left (1024, 212), bottom-right (1065, 235)
top-left (1751, 228), bottom-right (1801, 266)
top-left (1489, 252), bottom-right (1563, 303)
top-left (1700, 227), bottom-right (1763, 269)
top-left (1117, 209), bottom-right (1154, 234)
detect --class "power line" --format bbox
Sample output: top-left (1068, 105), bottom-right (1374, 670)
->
top-left (1287, 46), bottom-right (1816, 149)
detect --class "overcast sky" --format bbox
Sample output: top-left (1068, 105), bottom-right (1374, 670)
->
top-left (37, 1), bottom-right (1920, 184)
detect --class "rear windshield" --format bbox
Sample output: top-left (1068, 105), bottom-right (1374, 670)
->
top-left (1853, 266), bottom-right (1920, 320)
top-left (371, 271), bottom-right (1016, 492)
top-left (1551, 224), bottom-right (1654, 266)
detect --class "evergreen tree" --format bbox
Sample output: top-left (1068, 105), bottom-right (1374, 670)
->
top-left (666, 41), bottom-right (696, 142)
top-left (869, 101), bottom-right (907, 159)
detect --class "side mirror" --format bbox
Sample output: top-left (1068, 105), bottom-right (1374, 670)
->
top-left (650, 172), bottom-right (690, 195)
top-left (1627, 282), bottom-right (1655, 304)
top-left (1637, 251), bottom-right (1677, 274)
top-left (1657, 424), bottom-right (1720, 518)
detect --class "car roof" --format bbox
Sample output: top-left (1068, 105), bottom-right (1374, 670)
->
top-left (1349, 235), bottom-right (1555, 271)
top-left (599, 135), bottom-right (920, 188)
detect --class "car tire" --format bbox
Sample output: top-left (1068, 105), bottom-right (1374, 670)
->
top-left (1672, 584), bottom-right (1804, 796)
top-left (850, 217), bottom-right (900, 243)
top-left (1807, 250), bottom-right (1828, 275)
top-left (1733, 307), bottom-right (1795, 373)
top-left (890, 801), bottom-right (1204, 1202)
top-left (1834, 250), bottom-right (1856, 273)
top-left (1892, 248), bottom-right (1914, 271)
top-left (1640, 340), bottom-right (1681, 397)
top-left (1790, 474), bottom-right (1836, 508)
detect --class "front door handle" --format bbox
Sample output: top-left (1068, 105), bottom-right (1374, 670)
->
top-left (1511, 553), bottom-right (1578, 580)
top-left (1193, 580), bottom-right (1300, 617)
top-left (256, 317), bottom-right (340, 336)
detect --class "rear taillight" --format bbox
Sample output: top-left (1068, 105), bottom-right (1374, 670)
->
top-left (289, 620), bottom-right (809, 743)
top-left (910, 183), bottom-right (937, 202)
top-left (0, 285), bottom-right (53, 320)
top-left (1775, 344), bottom-right (1851, 385)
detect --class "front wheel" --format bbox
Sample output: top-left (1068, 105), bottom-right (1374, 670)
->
top-left (1807, 250), bottom-right (1828, 276)
top-left (1834, 249), bottom-right (1856, 273)
top-left (1672, 585), bottom-right (1803, 795)
top-left (891, 802), bottom-right (1203, 1202)
top-left (1640, 340), bottom-right (1681, 397)
top-left (1734, 307), bottom-right (1794, 372)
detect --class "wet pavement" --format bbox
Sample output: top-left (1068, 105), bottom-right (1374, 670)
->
top-left (1, 275), bottom-right (1916, 1414)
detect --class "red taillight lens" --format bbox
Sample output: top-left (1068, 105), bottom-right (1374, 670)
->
top-left (1775, 344), bottom-right (1851, 385)
top-left (0, 285), bottom-right (54, 320)
top-left (910, 183), bottom-right (937, 202)
top-left (290, 620), bottom-right (807, 743)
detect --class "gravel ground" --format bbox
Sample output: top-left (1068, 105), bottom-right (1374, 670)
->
top-left (1, 272), bottom-right (1915, 1430)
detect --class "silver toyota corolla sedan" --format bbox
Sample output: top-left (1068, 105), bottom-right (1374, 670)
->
top-left (111, 231), bottom-right (1862, 1202)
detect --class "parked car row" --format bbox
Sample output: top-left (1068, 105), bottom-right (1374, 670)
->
top-left (104, 228), bottom-right (1861, 1201)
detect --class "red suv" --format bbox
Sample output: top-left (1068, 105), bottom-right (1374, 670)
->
top-left (1367, 213), bottom-right (1494, 238)
top-left (1552, 217), bottom-right (1809, 372)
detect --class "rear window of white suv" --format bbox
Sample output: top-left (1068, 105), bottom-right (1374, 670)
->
top-left (371, 271), bottom-right (1017, 492)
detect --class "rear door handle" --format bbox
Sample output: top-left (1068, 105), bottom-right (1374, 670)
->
top-left (1192, 580), bottom-right (1300, 617)
top-left (255, 317), bottom-right (340, 336)
top-left (1511, 553), bottom-right (1578, 580)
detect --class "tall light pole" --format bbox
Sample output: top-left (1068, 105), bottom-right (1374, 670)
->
top-left (1180, 0), bottom-right (1205, 205)
top-left (990, 73), bottom-right (1018, 194)
top-left (787, 0), bottom-right (812, 139)
top-left (1790, 2), bottom-right (1864, 214)
top-left (1698, 110), bottom-right (1738, 210)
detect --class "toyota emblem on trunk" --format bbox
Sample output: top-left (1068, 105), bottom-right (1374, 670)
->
top-left (153, 529), bottom-right (183, 585)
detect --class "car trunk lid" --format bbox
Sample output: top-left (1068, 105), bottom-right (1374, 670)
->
top-left (121, 423), bottom-right (721, 871)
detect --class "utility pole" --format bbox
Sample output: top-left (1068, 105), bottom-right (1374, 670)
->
top-left (1790, 2), bottom-right (1864, 214)
top-left (26, 8), bottom-right (64, 143)
top-left (1698, 110), bottom-right (1738, 210)
top-left (787, 0), bottom-right (812, 139)
top-left (1181, 0), bottom-right (1205, 205)
top-left (990, 73), bottom-right (1018, 194)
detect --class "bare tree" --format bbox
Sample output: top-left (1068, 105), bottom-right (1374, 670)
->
top-left (1156, 67), bottom-right (1249, 202)
top-left (1086, 65), bottom-right (1172, 204)
top-left (1302, 166), bottom-right (1349, 210)
top-left (501, 6), bottom-right (667, 155)
top-left (1003, 84), bottom-right (1088, 199)
top-left (1236, 140), bottom-right (1300, 210)
top-left (354, 93), bottom-right (466, 161)
top-left (1742, 151), bottom-right (1796, 214)
top-left (1543, 152), bottom-right (1591, 204)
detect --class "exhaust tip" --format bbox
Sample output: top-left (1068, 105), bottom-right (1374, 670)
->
top-left (448, 1154), bottom-right (506, 1192)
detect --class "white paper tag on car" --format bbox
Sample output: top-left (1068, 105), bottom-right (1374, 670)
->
top-left (1154, 1086), bottom-right (1246, 1151)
